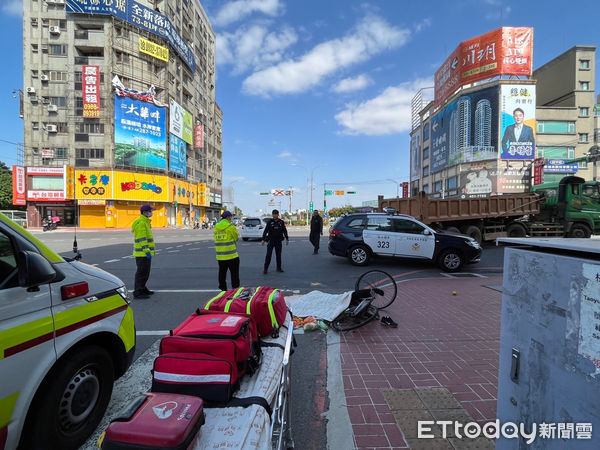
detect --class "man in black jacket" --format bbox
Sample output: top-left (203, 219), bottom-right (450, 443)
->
top-left (309, 210), bottom-right (323, 254)
top-left (261, 209), bottom-right (289, 273)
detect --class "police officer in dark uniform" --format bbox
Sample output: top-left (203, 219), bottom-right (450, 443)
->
top-left (261, 209), bottom-right (289, 274)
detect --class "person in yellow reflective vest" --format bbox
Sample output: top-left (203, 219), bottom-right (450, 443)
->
top-left (132, 204), bottom-right (156, 299)
top-left (214, 210), bottom-right (240, 291)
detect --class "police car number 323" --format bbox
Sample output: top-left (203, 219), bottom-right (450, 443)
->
top-left (328, 212), bottom-right (482, 272)
top-left (0, 212), bottom-right (135, 450)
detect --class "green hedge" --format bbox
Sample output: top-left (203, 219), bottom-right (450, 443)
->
top-left (291, 220), bottom-right (307, 226)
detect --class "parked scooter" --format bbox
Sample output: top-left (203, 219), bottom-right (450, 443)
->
top-left (42, 218), bottom-right (58, 232)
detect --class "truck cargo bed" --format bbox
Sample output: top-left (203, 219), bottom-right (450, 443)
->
top-left (378, 193), bottom-right (541, 224)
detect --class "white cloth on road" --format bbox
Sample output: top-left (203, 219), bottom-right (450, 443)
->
top-left (286, 290), bottom-right (352, 321)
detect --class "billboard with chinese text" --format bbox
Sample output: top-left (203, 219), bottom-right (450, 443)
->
top-left (82, 65), bottom-right (100, 118)
top-left (460, 163), bottom-right (497, 198)
top-left (12, 166), bottom-right (26, 205)
top-left (182, 109), bottom-right (193, 145)
top-left (410, 129), bottom-right (422, 182)
top-left (66, 0), bottom-right (195, 71)
top-left (169, 133), bottom-right (187, 177)
top-left (500, 84), bottom-right (536, 160)
top-left (194, 124), bottom-right (204, 149)
top-left (170, 100), bottom-right (184, 139)
top-left (114, 95), bottom-right (167, 170)
top-left (76, 170), bottom-right (113, 200)
top-left (112, 171), bottom-right (169, 202)
top-left (435, 27), bottom-right (533, 107)
top-left (430, 85), bottom-right (499, 173)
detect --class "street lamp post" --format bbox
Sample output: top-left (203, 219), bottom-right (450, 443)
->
top-left (386, 179), bottom-right (400, 198)
top-left (291, 163), bottom-right (328, 225)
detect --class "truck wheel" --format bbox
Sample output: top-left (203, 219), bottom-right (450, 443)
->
top-left (348, 245), bottom-right (370, 266)
top-left (463, 225), bottom-right (483, 244)
top-left (568, 224), bottom-right (591, 238)
top-left (507, 223), bottom-right (527, 237)
top-left (25, 346), bottom-right (114, 450)
top-left (438, 249), bottom-right (463, 272)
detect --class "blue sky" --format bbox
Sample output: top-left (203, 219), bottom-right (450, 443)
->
top-left (1, 0), bottom-right (599, 216)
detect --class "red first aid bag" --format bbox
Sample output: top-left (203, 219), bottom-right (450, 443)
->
top-left (204, 287), bottom-right (288, 337)
top-left (161, 311), bottom-right (260, 376)
top-left (101, 392), bottom-right (204, 450)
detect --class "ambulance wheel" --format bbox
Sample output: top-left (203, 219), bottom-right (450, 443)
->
top-left (26, 345), bottom-right (114, 450)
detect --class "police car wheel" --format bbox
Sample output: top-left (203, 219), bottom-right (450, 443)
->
top-left (27, 345), bottom-right (114, 449)
top-left (348, 245), bottom-right (370, 266)
top-left (438, 249), bottom-right (463, 273)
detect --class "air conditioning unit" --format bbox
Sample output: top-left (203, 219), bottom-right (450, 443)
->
top-left (40, 74), bottom-right (49, 81)
top-left (30, 96), bottom-right (39, 103)
top-left (47, 104), bottom-right (58, 112)
top-left (26, 87), bottom-right (36, 94)
top-left (49, 26), bottom-right (61, 35)
top-left (46, 125), bottom-right (57, 133)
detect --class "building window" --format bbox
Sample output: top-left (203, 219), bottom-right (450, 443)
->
top-left (537, 147), bottom-right (575, 159)
top-left (447, 176), bottom-right (457, 190)
top-left (580, 59), bottom-right (590, 69)
top-left (55, 148), bottom-right (68, 159)
top-left (32, 122), bottom-right (39, 130)
top-left (76, 148), bottom-right (104, 159)
top-left (75, 122), bottom-right (104, 134)
top-left (423, 165), bottom-right (429, 177)
top-left (49, 71), bottom-right (68, 81)
top-left (31, 44), bottom-right (38, 54)
top-left (423, 184), bottom-right (429, 194)
top-left (580, 81), bottom-right (590, 91)
top-left (423, 147), bottom-right (429, 159)
top-left (579, 133), bottom-right (589, 143)
top-left (580, 107), bottom-right (589, 117)
top-left (433, 181), bottom-right (442, 192)
top-left (49, 97), bottom-right (67, 107)
top-left (537, 121), bottom-right (575, 134)
top-left (423, 123), bottom-right (430, 140)
top-left (49, 44), bottom-right (67, 56)
top-left (115, 51), bottom-right (130, 63)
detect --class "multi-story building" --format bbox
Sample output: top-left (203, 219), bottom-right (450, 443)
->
top-left (410, 43), bottom-right (597, 198)
top-left (534, 46), bottom-right (596, 182)
top-left (21, 0), bottom-right (222, 228)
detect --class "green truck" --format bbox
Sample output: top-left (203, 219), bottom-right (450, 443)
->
top-left (378, 174), bottom-right (600, 243)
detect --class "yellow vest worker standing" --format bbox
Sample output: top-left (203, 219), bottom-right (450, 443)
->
top-left (132, 204), bottom-right (156, 299)
top-left (214, 210), bottom-right (240, 291)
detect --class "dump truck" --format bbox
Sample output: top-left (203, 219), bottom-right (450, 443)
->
top-left (378, 175), bottom-right (600, 243)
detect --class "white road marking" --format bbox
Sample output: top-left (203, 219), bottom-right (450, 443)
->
top-left (122, 255), bottom-right (134, 259)
top-left (167, 250), bottom-right (180, 253)
top-left (176, 245), bottom-right (184, 248)
top-left (166, 246), bottom-right (173, 249)
top-left (137, 330), bottom-right (169, 336)
top-left (185, 243), bottom-right (192, 246)
top-left (188, 247), bottom-right (201, 250)
top-left (104, 259), bottom-right (120, 263)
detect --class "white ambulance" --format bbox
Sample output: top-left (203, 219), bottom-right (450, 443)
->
top-left (0, 213), bottom-right (135, 450)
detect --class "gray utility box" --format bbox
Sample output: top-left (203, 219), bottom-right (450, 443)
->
top-left (497, 238), bottom-right (600, 449)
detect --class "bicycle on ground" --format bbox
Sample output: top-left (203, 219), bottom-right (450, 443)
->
top-left (331, 269), bottom-right (397, 332)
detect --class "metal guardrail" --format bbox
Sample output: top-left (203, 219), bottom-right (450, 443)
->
top-left (0, 210), bottom-right (27, 227)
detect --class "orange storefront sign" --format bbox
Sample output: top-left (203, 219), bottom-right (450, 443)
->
top-left (113, 172), bottom-right (168, 202)
top-left (75, 170), bottom-right (113, 200)
top-left (12, 166), bottom-right (26, 205)
top-left (435, 27), bottom-right (533, 107)
top-left (196, 183), bottom-right (207, 206)
top-left (169, 179), bottom-right (194, 204)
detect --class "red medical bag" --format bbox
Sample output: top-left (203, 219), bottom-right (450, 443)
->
top-left (101, 392), bottom-right (204, 450)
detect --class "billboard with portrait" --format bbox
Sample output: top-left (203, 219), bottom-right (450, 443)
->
top-left (114, 95), bottom-right (167, 170)
top-left (500, 84), bottom-right (536, 160)
top-left (459, 162), bottom-right (497, 198)
top-left (410, 129), bottom-right (422, 182)
top-left (169, 133), bottom-right (187, 177)
top-left (430, 85), bottom-right (499, 173)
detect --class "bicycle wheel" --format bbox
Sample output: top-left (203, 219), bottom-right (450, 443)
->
top-left (354, 270), bottom-right (397, 309)
top-left (332, 304), bottom-right (379, 332)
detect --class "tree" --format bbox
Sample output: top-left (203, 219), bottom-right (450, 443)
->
top-left (0, 162), bottom-right (14, 210)
top-left (233, 206), bottom-right (243, 217)
top-left (329, 205), bottom-right (357, 217)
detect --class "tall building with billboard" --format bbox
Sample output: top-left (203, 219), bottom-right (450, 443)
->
top-left (409, 28), bottom-right (596, 200)
top-left (21, 0), bottom-right (223, 228)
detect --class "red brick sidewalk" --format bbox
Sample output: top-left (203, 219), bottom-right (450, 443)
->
top-left (339, 275), bottom-right (503, 449)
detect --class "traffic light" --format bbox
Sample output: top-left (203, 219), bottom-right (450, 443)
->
top-left (346, 191), bottom-right (356, 194)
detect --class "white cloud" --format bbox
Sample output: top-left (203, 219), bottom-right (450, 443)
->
top-left (213, 0), bottom-right (283, 27)
top-left (332, 74), bottom-right (372, 93)
top-left (242, 16), bottom-right (410, 97)
top-left (334, 78), bottom-right (433, 136)
top-left (414, 18), bottom-right (431, 33)
top-left (277, 151), bottom-right (292, 158)
top-left (217, 25), bottom-right (298, 74)
top-left (485, 5), bottom-right (511, 20)
top-left (2, 0), bottom-right (21, 16)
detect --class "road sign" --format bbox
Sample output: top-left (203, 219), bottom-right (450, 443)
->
top-left (268, 200), bottom-right (275, 206)
top-left (335, 190), bottom-right (345, 195)
top-left (346, 191), bottom-right (356, 194)
top-left (324, 190), bottom-right (333, 196)
top-left (309, 201), bottom-right (314, 213)
top-left (259, 192), bottom-right (270, 195)
top-left (271, 189), bottom-right (285, 196)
